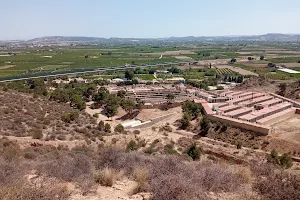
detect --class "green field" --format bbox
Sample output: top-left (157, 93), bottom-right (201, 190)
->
top-left (0, 46), bottom-right (180, 78)
top-left (216, 68), bottom-right (238, 75)
top-left (134, 74), bottom-right (155, 80)
top-left (231, 63), bottom-right (300, 80)
top-left (2, 44), bottom-right (300, 80)
top-left (269, 57), bottom-right (300, 63)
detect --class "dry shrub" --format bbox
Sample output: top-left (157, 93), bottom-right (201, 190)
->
top-left (0, 158), bottom-right (22, 186)
top-left (254, 170), bottom-right (300, 200)
top-left (93, 167), bottom-right (123, 187)
top-left (131, 167), bottom-right (149, 194)
top-left (233, 166), bottom-right (252, 184)
top-left (151, 174), bottom-right (206, 200)
top-left (0, 183), bottom-right (70, 200)
top-left (149, 157), bottom-right (247, 199)
top-left (76, 175), bottom-right (96, 196)
top-left (96, 148), bottom-right (151, 174)
top-left (41, 154), bottom-right (91, 182)
top-left (31, 129), bottom-right (43, 139)
top-left (96, 148), bottom-right (247, 198)
top-left (23, 149), bottom-right (38, 160)
top-left (0, 138), bottom-right (21, 161)
top-left (56, 134), bottom-right (66, 141)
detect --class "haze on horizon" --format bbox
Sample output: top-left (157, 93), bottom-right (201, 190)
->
top-left (1, 0), bottom-right (300, 40)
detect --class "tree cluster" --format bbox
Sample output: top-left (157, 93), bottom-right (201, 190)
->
top-left (182, 101), bottom-right (203, 119)
top-left (167, 67), bottom-right (181, 74)
top-left (223, 75), bottom-right (244, 83)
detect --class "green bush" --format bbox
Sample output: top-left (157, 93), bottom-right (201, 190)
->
top-left (279, 153), bottom-right (293, 169)
top-left (98, 120), bottom-right (105, 131)
top-left (104, 123), bottom-right (111, 133)
top-left (164, 144), bottom-right (178, 155)
top-left (186, 143), bottom-right (201, 160)
top-left (143, 146), bottom-right (159, 154)
top-left (182, 101), bottom-right (203, 119)
top-left (200, 116), bottom-right (210, 129)
top-left (61, 112), bottom-right (79, 123)
top-left (180, 112), bottom-right (191, 130)
top-left (126, 140), bottom-right (138, 152)
top-left (269, 150), bottom-right (293, 169)
top-left (114, 124), bottom-right (124, 133)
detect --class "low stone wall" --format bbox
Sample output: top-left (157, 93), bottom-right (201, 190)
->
top-left (270, 93), bottom-right (300, 108)
top-left (140, 102), bottom-right (183, 109)
top-left (208, 115), bottom-right (270, 136)
top-left (131, 113), bottom-right (175, 129)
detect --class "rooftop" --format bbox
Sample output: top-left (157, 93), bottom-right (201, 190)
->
top-left (238, 96), bottom-right (273, 106)
top-left (256, 108), bottom-right (296, 124)
top-left (226, 107), bottom-right (253, 117)
top-left (229, 93), bottom-right (265, 104)
top-left (256, 98), bottom-right (282, 107)
top-left (239, 102), bottom-right (292, 121)
top-left (219, 105), bottom-right (240, 112)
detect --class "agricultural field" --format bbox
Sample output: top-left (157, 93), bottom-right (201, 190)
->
top-left (0, 46), bottom-right (181, 78)
top-left (1, 43), bottom-right (300, 81)
top-left (134, 74), bottom-right (155, 80)
top-left (216, 65), bottom-right (258, 76)
top-left (232, 63), bottom-right (300, 80)
top-left (215, 68), bottom-right (238, 75)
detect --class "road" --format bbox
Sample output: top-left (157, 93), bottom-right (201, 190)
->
top-left (0, 61), bottom-right (195, 82)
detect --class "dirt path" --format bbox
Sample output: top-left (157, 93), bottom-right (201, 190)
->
top-left (0, 65), bottom-right (15, 69)
top-left (70, 179), bottom-right (148, 200)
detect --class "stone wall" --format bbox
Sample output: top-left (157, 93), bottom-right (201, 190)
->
top-left (208, 115), bottom-right (270, 136)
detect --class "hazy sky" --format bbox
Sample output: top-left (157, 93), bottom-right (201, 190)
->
top-left (1, 0), bottom-right (300, 40)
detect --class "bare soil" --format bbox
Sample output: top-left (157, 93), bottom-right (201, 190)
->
top-left (233, 76), bottom-right (278, 93)
top-left (272, 115), bottom-right (300, 144)
top-left (0, 65), bottom-right (15, 69)
top-left (174, 55), bottom-right (193, 60)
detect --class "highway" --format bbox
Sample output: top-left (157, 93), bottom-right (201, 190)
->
top-left (0, 61), bottom-right (197, 82)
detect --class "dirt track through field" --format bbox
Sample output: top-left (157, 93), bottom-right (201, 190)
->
top-left (0, 65), bottom-right (15, 70)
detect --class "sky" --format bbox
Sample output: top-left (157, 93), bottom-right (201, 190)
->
top-left (1, 0), bottom-right (300, 40)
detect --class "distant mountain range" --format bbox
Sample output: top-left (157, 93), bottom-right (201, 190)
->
top-left (1, 33), bottom-right (300, 46)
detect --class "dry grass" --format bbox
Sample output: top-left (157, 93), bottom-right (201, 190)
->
top-left (40, 154), bottom-right (92, 182)
top-left (131, 167), bottom-right (150, 194)
top-left (0, 90), bottom-right (99, 139)
top-left (93, 167), bottom-right (123, 187)
top-left (0, 183), bottom-right (70, 200)
top-left (233, 166), bottom-right (253, 184)
top-left (254, 170), bottom-right (300, 200)
top-left (0, 135), bottom-right (299, 199)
